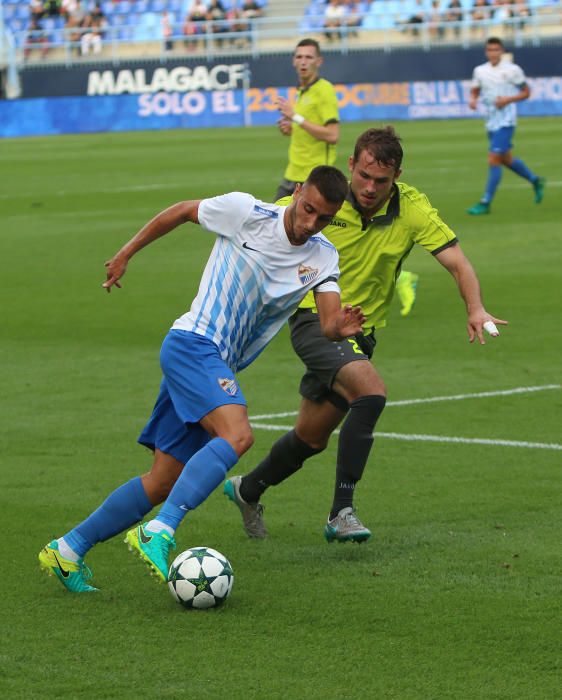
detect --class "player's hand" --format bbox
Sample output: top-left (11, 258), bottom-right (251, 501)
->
top-left (277, 117), bottom-right (292, 136)
top-left (467, 312), bottom-right (508, 345)
top-left (103, 253), bottom-right (128, 292)
top-left (468, 98), bottom-right (478, 111)
top-left (335, 304), bottom-right (365, 338)
top-left (275, 96), bottom-right (294, 120)
top-left (495, 96), bottom-right (510, 109)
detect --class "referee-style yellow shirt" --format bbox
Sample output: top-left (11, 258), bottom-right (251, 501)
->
top-left (293, 182), bottom-right (458, 329)
top-left (285, 78), bottom-right (339, 183)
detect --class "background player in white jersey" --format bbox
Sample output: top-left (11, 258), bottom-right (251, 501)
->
top-left (38, 166), bottom-right (365, 593)
top-left (467, 37), bottom-right (545, 215)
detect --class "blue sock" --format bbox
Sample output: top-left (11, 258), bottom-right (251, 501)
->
top-left (64, 477), bottom-right (153, 557)
top-left (508, 158), bottom-right (537, 183)
top-left (156, 438), bottom-right (238, 532)
top-left (482, 165), bottom-right (502, 204)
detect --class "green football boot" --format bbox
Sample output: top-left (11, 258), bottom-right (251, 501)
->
top-left (125, 523), bottom-right (176, 583)
top-left (396, 271), bottom-right (419, 318)
top-left (38, 540), bottom-right (98, 592)
top-left (467, 201), bottom-right (490, 215)
top-left (533, 177), bottom-right (545, 204)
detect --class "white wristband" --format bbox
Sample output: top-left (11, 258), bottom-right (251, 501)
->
top-left (292, 113), bottom-right (305, 125)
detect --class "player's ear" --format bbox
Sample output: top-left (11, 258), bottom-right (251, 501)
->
top-left (293, 183), bottom-right (302, 197)
top-left (394, 169), bottom-right (402, 181)
top-left (348, 155), bottom-right (354, 173)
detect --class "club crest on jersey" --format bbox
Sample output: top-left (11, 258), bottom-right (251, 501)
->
top-left (298, 264), bottom-right (319, 286)
top-left (218, 377), bottom-right (238, 396)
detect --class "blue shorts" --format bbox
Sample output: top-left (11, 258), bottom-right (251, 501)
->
top-left (138, 329), bottom-right (247, 464)
top-left (488, 126), bottom-right (515, 155)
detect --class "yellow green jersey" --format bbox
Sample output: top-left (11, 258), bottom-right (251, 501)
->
top-left (288, 182), bottom-right (458, 330)
top-left (285, 78), bottom-right (339, 183)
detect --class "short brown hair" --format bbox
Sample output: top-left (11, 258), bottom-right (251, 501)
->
top-left (353, 126), bottom-right (403, 171)
top-left (295, 38), bottom-right (321, 56)
top-left (486, 37), bottom-right (504, 48)
top-left (305, 166), bottom-right (349, 205)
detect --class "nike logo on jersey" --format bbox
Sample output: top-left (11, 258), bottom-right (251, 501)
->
top-left (242, 242), bottom-right (260, 252)
top-left (53, 552), bottom-right (70, 578)
top-left (139, 526), bottom-right (152, 544)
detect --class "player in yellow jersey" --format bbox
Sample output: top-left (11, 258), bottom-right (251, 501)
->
top-left (225, 127), bottom-right (507, 542)
top-left (275, 38), bottom-right (340, 200)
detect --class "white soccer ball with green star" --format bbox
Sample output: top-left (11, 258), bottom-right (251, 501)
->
top-left (167, 547), bottom-right (234, 609)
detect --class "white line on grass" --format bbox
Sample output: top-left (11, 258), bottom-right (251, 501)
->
top-left (250, 384), bottom-right (560, 420)
top-left (250, 423), bottom-right (562, 452)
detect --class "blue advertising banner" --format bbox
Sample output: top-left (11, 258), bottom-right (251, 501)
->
top-left (2, 77), bottom-right (561, 137)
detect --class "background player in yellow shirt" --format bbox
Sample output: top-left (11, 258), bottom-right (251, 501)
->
top-left (275, 38), bottom-right (340, 200)
top-left (225, 127), bottom-right (507, 542)
top-left (275, 38), bottom-right (418, 316)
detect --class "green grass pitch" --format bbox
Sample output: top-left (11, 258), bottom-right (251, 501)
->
top-left (1, 118), bottom-right (561, 699)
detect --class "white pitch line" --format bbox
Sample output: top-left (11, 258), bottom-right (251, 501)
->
top-left (250, 384), bottom-right (560, 420)
top-left (250, 423), bottom-right (562, 452)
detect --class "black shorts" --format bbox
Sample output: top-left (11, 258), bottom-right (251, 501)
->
top-left (275, 178), bottom-right (299, 200)
top-left (288, 309), bottom-right (376, 412)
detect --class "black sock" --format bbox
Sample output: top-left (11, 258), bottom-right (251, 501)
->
top-left (330, 395), bottom-right (386, 519)
top-left (240, 430), bottom-right (323, 503)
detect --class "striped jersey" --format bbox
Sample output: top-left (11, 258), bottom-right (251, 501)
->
top-left (172, 192), bottom-right (340, 372)
top-left (472, 59), bottom-right (527, 131)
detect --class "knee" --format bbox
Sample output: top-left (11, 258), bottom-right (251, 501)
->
top-left (224, 429), bottom-right (254, 457)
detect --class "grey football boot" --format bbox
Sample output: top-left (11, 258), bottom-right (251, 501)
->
top-left (324, 507), bottom-right (371, 543)
top-left (224, 476), bottom-right (267, 539)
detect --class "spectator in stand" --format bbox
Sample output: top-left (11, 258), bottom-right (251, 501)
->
top-left (183, 0), bottom-right (208, 51)
top-left (472, 0), bottom-right (491, 25)
top-left (428, 0), bottom-right (445, 39)
top-left (24, 14), bottom-right (50, 59)
top-left (324, 0), bottom-right (346, 41)
top-left (81, 2), bottom-right (106, 55)
top-left (343, 0), bottom-right (363, 36)
top-left (64, 0), bottom-right (87, 52)
top-left (444, 0), bottom-right (463, 36)
top-left (30, 0), bottom-right (45, 20)
top-left (43, 0), bottom-right (62, 16)
top-left (207, 0), bottom-right (228, 45)
top-left (237, 0), bottom-right (263, 42)
top-left (162, 10), bottom-right (174, 51)
top-left (402, 0), bottom-right (427, 35)
top-left (513, 0), bottom-right (531, 28)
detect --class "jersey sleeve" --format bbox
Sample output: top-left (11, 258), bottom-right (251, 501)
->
top-left (318, 81), bottom-right (340, 125)
top-left (407, 190), bottom-right (458, 254)
top-left (198, 192), bottom-right (255, 240)
top-left (312, 248), bottom-right (341, 294)
top-left (471, 66), bottom-right (482, 89)
top-left (510, 63), bottom-right (527, 87)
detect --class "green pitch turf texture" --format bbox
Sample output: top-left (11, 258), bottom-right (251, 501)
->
top-left (2, 118), bottom-right (560, 699)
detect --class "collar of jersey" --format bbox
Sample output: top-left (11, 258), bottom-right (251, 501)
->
top-left (297, 77), bottom-right (320, 95)
top-left (347, 184), bottom-right (400, 230)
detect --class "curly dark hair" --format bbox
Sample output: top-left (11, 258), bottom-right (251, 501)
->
top-left (353, 126), bottom-right (403, 171)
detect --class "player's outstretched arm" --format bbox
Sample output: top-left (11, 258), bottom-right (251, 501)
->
top-left (315, 291), bottom-right (365, 340)
top-left (435, 244), bottom-right (508, 345)
top-left (103, 200), bottom-right (201, 292)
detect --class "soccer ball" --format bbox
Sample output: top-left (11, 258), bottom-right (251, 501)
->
top-left (167, 547), bottom-right (234, 609)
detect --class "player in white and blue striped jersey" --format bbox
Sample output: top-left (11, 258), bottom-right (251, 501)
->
top-left (467, 37), bottom-right (545, 216)
top-left (38, 166), bottom-right (365, 591)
